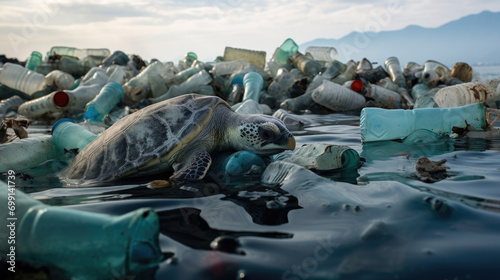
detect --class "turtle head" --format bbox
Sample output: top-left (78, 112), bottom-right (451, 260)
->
top-left (233, 114), bottom-right (295, 155)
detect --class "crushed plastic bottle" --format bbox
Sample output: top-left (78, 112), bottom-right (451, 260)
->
top-left (0, 63), bottom-right (48, 96)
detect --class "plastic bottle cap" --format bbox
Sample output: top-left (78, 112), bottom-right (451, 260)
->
top-left (53, 91), bottom-right (69, 107)
top-left (51, 118), bottom-right (75, 135)
top-left (350, 80), bottom-right (363, 93)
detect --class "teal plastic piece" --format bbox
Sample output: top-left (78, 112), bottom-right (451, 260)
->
top-left (84, 82), bottom-right (124, 121)
top-left (70, 78), bottom-right (81, 90)
top-left (242, 72), bottom-right (264, 102)
top-left (360, 103), bottom-right (486, 142)
top-left (274, 38), bottom-right (299, 65)
top-left (25, 51), bottom-right (43, 71)
top-left (51, 118), bottom-right (97, 153)
top-left (211, 151), bottom-right (267, 180)
top-left (0, 181), bottom-right (161, 279)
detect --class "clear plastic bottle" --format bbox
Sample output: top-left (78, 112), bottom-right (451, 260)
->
top-left (311, 80), bottom-right (366, 111)
top-left (434, 82), bottom-right (495, 108)
top-left (242, 72), bottom-right (264, 102)
top-left (150, 70), bottom-right (212, 103)
top-left (48, 46), bottom-right (110, 61)
top-left (0, 95), bottom-right (25, 117)
top-left (365, 84), bottom-right (403, 109)
top-left (84, 82), bottom-right (124, 121)
top-left (0, 135), bottom-right (64, 172)
top-left (45, 70), bottom-right (75, 90)
top-left (267, 69), bottom-right (296, 104)
top-left (332, 60), bottom-right (356, 85)
top-left (0, 181), bottom-right (161, 280)
top-left (384, 57), bottom-right (406, 89)
top-left (18, 84), bottom-right (103, 119)
top-left (0, 63), bottom-right (47, 96)
top-left (284, 143), bottom-right (360, 170)
top-left (304, 46), bottom-right (338, 62)
top-left (51, 118), bottom-right (98, 153)
top-left (360, 103), bottom-right (486, 142)
top-left (291, 52), bottom-right (321, 77)
top-left (102, 50), bottom-right (129, 67)
top-left (25, 51), bottom-right (43, 71)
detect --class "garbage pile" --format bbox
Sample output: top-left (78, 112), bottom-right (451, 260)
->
top-left (1, 38), bottom-right (500, 173)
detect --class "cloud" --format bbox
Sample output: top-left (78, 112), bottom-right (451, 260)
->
top-left (1, 0), bottom-right (500, 62)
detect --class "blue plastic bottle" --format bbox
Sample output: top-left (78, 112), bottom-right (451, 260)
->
top-left (84, 82), bottom-right (124, 121)
top-left (51, 118), bottom-right (98, 154)
top-left (360, 103), bottom-right (486, 142)
top-left (242, 72), bottom-right (264, 102)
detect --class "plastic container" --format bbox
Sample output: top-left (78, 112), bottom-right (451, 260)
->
top-left (51, 118), bottom-right (98, 154)
top-left (56, 56), bottom-right (86, 77)
top-left (384, 57), bottom-right (406, 88)
top-left (210, 151), bottom-right (266, 181)
top-left (377, 77), bottom-right (400, 92)
top-left (102, 50), bottom-right (129, 67)
top-left (332, 60), bottom-right (356, 85)
top-left (182, 52), bottom-right (198, 68)
top-left (0, 95), bottom-right (25, 117)
top-left (172, 62), bottom-right (204, 84)
top-left (18, 84), bottom-right (103, 119)
top-left (365, 84), bottom-right (403, 109)
top-left (291, 52), bottom-right (321, 77)
top-left (0, 135), bottom-right (64, 172)
top-left (80, 67), bottom-right (109, 87)
top-left (150, 70), bottom-right (212, 103)
top-left (84, 82), bottom-right (124, 121)
top-left (272, 109), bottom-right (310, 130)
top-left (211, 60), bottom-right (257, 77)
top-left (106, 65), bottom-right (129, 85)
top-left (411, 83), bottom-right (431, 100)
top-left (45, 70), bottom-right (75, 90)
top-left (322, 60), bottom-right (346, 79)
top-left (356, 58), bottom-right (373, 73)
top-left (0, 181), bottom-right (161, 280)
top-left (360, 103), bottom-right (486, 142)
top-left (450, 62), bottom-right (472, 82)
top-left (242, 72), bottom-right (264, 102)
top-left (304, 46), bottom-right (338, 62)
top-left (280, 91), bottom-right (317, 113)
top-left (284, 143), bottom-right (360, 170)
top-left (434, 82), bottom-right (495, 108)
top-left (311, 80), bottom-right (366, 111)
top-left (421, 60), bottom-right (451, 86)
top-left (48, 46), bottom-right (110, 61)
top-left (224, 47), bottom-right (266, 69)
top-left (0, 63), bottom-right (47, 96)
top-left (25, 51), bottom-right (43, 71)
top-left (228, 77), bottom-right (244, 104)
top-left (271, 38), bottom-right (299, 65)
top-left (267, 69), bottom-right (295, 104)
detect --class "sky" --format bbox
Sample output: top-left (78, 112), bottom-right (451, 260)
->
top-left (1, 0), bottom-right (500, 63)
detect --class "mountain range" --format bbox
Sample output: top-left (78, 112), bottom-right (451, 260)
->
top-left (299, 10), bottom-right (500, 67)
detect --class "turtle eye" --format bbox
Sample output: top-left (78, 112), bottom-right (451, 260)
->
top-left (259, 127), bottom-right (275, 141)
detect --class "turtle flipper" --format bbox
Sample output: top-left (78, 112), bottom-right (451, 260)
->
top-left (170, 148), bottom-right (212, 182)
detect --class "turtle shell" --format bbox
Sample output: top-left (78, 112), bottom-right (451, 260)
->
top-left (66, 94), bottom-right (231, 180)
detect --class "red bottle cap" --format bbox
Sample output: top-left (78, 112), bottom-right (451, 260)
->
top-left (350, 80), bottom-right (363, 93)
top-left (53, 91), bottom-right (69, 107)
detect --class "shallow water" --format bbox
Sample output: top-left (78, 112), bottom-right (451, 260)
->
top-left (3, 110), bottom-right (500, 280)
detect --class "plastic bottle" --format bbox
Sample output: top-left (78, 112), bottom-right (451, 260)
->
top-left (210, 151), bottom-right (266, 181)
top-left (272, 109), bottom-right (310, 130)
top-left (228, 77), bottom-right (244, 104)
top-left (304, 46), bottom-right (338, 62)
top-left (182, 52), bottom-right (198, 69)
top-left (322, 60), bottom-right (346, 80)
top-left (172, 62), bottom-right (204, 84)
top-left (267, 69), bottom-right (296, 104)
top-left (356, 58), bottom-right (373, 73)
top-left (45, 70), bottom-right (75, 90)
top-left (420, 60), bottom-right (451, 86)
top-left (234, 99), bottom-right (263, 115)
top-left (48, 46), bottom-right (110, 60)
top-left (384, 57), bottom-right (406, 89)
top-left (80, 67), bottom-right (109, 87)
top-left (291, 52), bottom-right (321, 77)
top-left (0, 95), bottom-right (25, 117)
top-left (311, 80), bottom-right (366, 111)
top-left (411, 83), bottom-right (431, 100)
top-left (211, 60), bottom-right (257, 77)
top-left (84, 82), bottom-right (124, 121)
top-left (242, 72), bottom-right (264, 102)
top-left (102, 50), bottom-right (129, 67)
top-left (360, 102), bottom-right (486, 142)
top-left (224, 46), bottom-right (266, 69)
top-left (106, 65), bottom-right (130, 85)
top-left (25, 51), bottom-right (43, 71)
top-left (0, 135), bottom-right (64, 172)
top-left (0, 63), bottom-right (47, 96)
top-left (377, 77), bottom-right (400, 92)
top-left (284, 143), bottom-right (360, 170)
top-left (51, 118), bottom-right (98, 154)
top-left (434, 82), bottom-right (496, 108)
top-left (18, 84), bottom-right (103, 119)
top-left (332, 60), bottom-right (356, 85)
top-left (0, 181), bottom-right (161, 280)
top-left (271, 38), bottom-right (299, 65)
top-left (150, 70), bottom-right (212, 103)
top-left (365, 84), bottom-right (403, 109)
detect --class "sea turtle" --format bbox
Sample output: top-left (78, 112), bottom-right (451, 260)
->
top-left (65, 94), bottom-right (295, 185)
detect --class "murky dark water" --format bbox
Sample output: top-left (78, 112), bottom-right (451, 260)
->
top-left (6, 112), bottom-right (500, 280)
